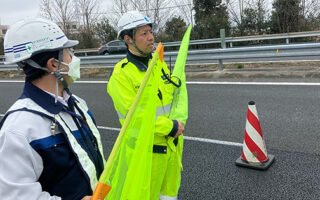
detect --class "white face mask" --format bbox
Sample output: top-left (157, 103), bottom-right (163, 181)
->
top-left (59, 55), bottom-right (81, 82)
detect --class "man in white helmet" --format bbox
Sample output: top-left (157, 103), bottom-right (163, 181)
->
top-left (107, 11), bottom-right (185, 199)
top-left (0, 18), bottom-right (106, 200)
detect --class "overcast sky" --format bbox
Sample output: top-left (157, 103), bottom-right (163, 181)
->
top-left (0, 0), bottom-right (274, 26)
top-left (0, 0), bottom-right (114, 26)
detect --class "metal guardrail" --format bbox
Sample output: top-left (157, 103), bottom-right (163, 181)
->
top-left (75, 49), bottom-right (99, 56)
top-left (159, 30), bottom-right (320, 48)
top-left (72, 30), bottom-right (320, 56)
top-left (79, 42), bottom-right (320, 70)
top-left (2, 30), bottom-right (320, 70)
top-left (1, 42), bottom-right (320, 70)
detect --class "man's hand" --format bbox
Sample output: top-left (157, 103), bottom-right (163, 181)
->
top-left (81, 196), bottom-right (91, 200)
top-left (174, 120), bottom-right (184, 138)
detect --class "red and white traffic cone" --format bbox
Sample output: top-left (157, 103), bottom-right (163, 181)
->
top-left (235, 101), bottom-right (275, 170)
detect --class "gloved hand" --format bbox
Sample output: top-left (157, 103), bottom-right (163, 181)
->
top-left (174, 120), bottom-right (184, 138)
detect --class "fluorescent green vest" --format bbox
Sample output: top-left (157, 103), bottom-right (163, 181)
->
top-left (107, 57), bottom-right (176, 146)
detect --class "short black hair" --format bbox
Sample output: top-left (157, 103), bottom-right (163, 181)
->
top-left (23, 51), bottom-right (59, 82)
top-left (120, 29), bottom-right (134, 40)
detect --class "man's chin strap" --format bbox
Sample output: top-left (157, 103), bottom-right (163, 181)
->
top-left (55, 49), bottom-right (72, 96)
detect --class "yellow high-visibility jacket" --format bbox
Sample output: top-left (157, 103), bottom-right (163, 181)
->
top-left (107, 53), bottom-right (178, 147)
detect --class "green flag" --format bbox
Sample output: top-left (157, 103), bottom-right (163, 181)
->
top-left (167, 25), bottom-right (191, 167)
top-left (169, 25), bottom-right (191, 125)
top-left (92, 44), bottom-right (164, 200)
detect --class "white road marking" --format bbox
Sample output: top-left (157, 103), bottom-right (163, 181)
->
top-left (0, 116), bottom-right (242, 147)
top-left (97, 125), bottom-right (242, 147)
top-left (0, 80), bottom-right (25, 83)
top-left (1, 80), bottom-right (320, 86)
top-left (186, 81), bottom-right (320, 86)
top-left (97, 126), bottom-right (120, 132)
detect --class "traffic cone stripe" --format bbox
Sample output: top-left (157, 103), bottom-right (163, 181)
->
top-left (247, 107), bottom-right (263, 137)
top-left (244, 131), bottom-right (268, 162)
top-left (245, 120), bottom-right (266, 154)
top-left (242, 140), bottom-right (260, 163)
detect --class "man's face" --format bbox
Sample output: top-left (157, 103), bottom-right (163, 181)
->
top-left (133, 25), bottom-right (154, 55)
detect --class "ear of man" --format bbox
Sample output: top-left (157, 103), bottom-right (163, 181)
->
top-left (46, 58), bottom-right (59, 72)
top-left (124, 35), bottom-right (133, 45)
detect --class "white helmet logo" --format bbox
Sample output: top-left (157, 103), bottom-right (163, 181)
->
top-left (25, 37), bottom-right (53, 54)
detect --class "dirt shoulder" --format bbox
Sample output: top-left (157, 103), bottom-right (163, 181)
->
top-left (1, 61), bottom-right (320, 80)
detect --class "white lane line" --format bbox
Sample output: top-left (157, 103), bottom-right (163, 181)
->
top-left (0, 80), bottom-right (25, 83)
top-left (183, 136), bottom-right (242, 147)
top-left (0, 114), bottom-right (242, 146)
top-left (1, 80), bottom-right (320, 86)
top-left (97, 126), bottom-right (120, 131)
top-left (186, 81), bottom-right (320, 86)
top-left (97, 125), bottom-right (242, 147)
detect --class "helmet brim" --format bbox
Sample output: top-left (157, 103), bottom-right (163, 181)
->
top-left (63, 40), bottom-right (79, 48)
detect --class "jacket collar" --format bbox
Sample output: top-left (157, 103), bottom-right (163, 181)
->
top-left (127, 50), bottom-right (152, 72)
top-left (21, 81), bottom-right (75, 114)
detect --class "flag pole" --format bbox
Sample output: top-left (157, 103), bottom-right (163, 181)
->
top-left (91, 43), bottom-right (164, 200)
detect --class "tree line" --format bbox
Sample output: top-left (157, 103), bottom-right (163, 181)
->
top-left (1, 0), bottom-right (320, 54)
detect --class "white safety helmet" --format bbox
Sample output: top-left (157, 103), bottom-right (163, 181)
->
top-left (117, 10), bottom-right (152, 40)
top-left (4, 18), bottom-right (78, 64)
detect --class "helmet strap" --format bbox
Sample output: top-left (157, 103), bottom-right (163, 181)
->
top-left (24, 59), bottom-right (51, 73)
top-left (55, 49), bottom-right (72, 96)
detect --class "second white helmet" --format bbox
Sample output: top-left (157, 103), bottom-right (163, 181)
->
top-left (117, 10), bottom-right (152, 39)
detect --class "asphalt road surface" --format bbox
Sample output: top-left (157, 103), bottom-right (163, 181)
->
top-left (1, 80), bottom-right (320, 199)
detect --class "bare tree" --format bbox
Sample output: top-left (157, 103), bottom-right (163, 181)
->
top-left (41, 0), bottom-right (54, 21)
top-left (301, 0), bottom-right (320, 17)
top-left (113, 0), bottom-right (128, 15)
top-left (149, 0), bottom-right (173, 32)
top-left (40, 0), bottom-right (75, 36)
top-left (226, 0), bottom-right (249, 29)
top-left (173, 0), bottom-right (193, 26)
top-left (77, 0), bottom-right (101, 31)
top-left (300, 0), bottom-right (320, 30)
top-left (110, 0), bottom-right (173, 33)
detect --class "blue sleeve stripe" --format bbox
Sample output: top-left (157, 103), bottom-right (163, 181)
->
top-left (29, 129), bottom-right (85, 151)
top-left (30, 133), bottom-right (65, 150)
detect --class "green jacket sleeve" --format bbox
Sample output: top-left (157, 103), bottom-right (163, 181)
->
top-left (155, 117), bottom-right (178, 137)
top-left (107, 66), bottom-right (136, 125)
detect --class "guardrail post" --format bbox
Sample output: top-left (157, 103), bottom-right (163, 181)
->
top-left (286, 38), bottom-right (289, 44)
top-left (218, 60), bottom-right (223, 71)
top-left (220, 29), bottom-right (226, 49)
top-left (219, 29), bottom-right (226, 70)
